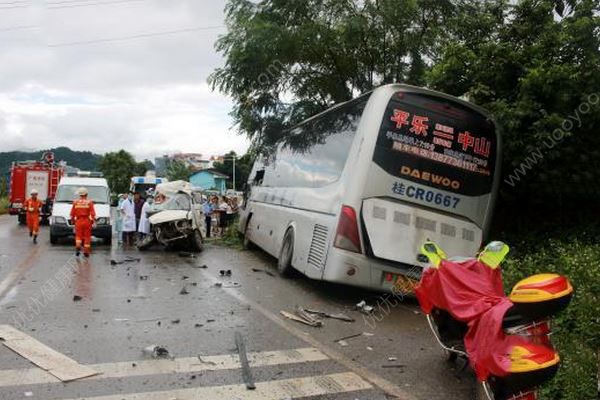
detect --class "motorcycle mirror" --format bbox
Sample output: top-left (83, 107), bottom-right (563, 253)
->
top-left (419, 241), bottom-right (447, 268)
top-left (478, 241), bottom-right (510, 269)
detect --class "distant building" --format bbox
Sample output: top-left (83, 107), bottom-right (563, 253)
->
top-left (189, 169), bottom-right (229, 193)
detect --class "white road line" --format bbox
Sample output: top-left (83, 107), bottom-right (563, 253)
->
top-left (60, 372), bottom-right (372, 400)
top-left (0, 325), bottom-right (99, 382)
top-left (0, 347), bottom-right (329, 387)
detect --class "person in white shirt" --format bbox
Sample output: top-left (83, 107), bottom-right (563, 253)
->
top-left (138, 195), bottom-right (153, 238)
top-left (119, 193), bottom-right (136, 246)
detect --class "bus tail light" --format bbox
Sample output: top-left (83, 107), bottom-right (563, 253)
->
top-left (334, 205), bottom-right (362, 254)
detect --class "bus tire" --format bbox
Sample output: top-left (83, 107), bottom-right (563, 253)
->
top-left (278, 228), bottom-right (296, 277)
top-left (243, 216), bottom-right (255, 250)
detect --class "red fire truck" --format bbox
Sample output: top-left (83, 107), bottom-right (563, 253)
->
top-left (8, 152), bottom-right (64, 225)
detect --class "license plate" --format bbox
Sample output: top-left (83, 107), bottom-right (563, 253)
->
top-left (393, 275), bottom-right (419, 294)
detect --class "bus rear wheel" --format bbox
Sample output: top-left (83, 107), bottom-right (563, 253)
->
top-left (278, 228), bottom-right (296, 277)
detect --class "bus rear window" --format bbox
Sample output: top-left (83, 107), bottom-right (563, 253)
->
top-left (373, 92), bottom-right (497, 197)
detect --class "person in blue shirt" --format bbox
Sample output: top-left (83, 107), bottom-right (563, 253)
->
top-left (202, 196), bottom-right (215, 238)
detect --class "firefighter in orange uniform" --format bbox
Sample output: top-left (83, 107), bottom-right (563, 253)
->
top-left (70, 187), bottom-right (96, 257)
top-left (23, 189), bottom-right (42, 244)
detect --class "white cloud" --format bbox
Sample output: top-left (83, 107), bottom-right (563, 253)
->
top-left (0, 0), bottom-right (249, 161)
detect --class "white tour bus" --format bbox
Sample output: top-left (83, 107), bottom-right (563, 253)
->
top-left (238, 84), bottom-right (501, 293)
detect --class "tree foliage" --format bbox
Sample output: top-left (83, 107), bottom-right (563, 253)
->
top-left (428, 0), bottom-right (600, 229)
top-left (98, 150), bottom-right (141, 194)
top-left (210, 0), bottom-right (454, 150)
top-left (166, 160), bottom-right (192, 182)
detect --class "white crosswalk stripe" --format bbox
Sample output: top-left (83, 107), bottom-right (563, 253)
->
top-left (0, 347), bottom-right (329, 387)
top-left (60, 372), bottom-right (372, 400)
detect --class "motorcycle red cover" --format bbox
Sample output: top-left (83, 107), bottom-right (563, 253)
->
top-left (415, 258), bottom-right (515, 381)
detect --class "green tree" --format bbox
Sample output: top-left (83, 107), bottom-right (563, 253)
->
top-left (135, 159), bottom-right (155, 176)
top-left (210, 0), bottom-right (454, 151)
top-left (212, 151), bottom-right (254, 190)
top-left (166, 160), bottom-right (191, 182)
top-left (98, 150), bottom-right (139, 194)
top-left (427, 0), bottom-right (600, 230)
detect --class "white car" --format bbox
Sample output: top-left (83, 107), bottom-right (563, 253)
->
top-left (49, 177), bottom-right (112, 245)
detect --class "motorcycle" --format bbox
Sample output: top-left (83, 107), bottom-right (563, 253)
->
top-left (416, 241), bottom-right (573, 400)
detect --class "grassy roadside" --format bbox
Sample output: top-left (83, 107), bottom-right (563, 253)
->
top-left (0, 197), bottom-right (8, 215)
top-left (502, 237), bottom-right (599, 400)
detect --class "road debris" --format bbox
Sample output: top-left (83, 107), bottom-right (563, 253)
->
top-left (139, 275), bottom-right (149, 280)
top-left (194, 264), bottom-right (208, 269)
top-left (355, 300), bottom-right (374, 315)
top-left (337, 340), bottom-right (349, 347)
top-left (171, 319), bottom-right (180, 324)
top-left (222, 282), bottom-right (241, 288)
top-left (110, 257), bottom-right (141, 265)
top-left (333, 333), bottom-right (363, 343)
top-left (178, 251), bottom-right (196, 258)
top-left (382, 364), bottom-right (406, 369)
top-left (219, 269), bottom-right (232, 277)
top-left (280, 309), bottom-right (322, 328)
top-left (303, 308), bottom-right (355, 322)
top-left (143, 345), bottom-right (170, 359)
top-left (234, 332), bottom-right (256, 390)
top-left (179, 286), bottom-right (189, 295)
top-left (197, 355), bottom-right (216, 366)
top-left (388, 357), bottom-right (398, 361)
top-left (251, 268), bottom-right (275, 277)
top-left (73, 295), bottom-right (82, 302)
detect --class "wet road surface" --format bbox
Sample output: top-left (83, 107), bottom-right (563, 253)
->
top-left (0, 214), bottom-right (475, 399)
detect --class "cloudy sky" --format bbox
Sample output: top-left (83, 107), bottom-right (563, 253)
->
top-left (0, 0), bottom-right (250, 162)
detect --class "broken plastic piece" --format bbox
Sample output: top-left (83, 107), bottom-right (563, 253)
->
top-left (143, 345), bottom-right (170, 359)
top-left (355, 300), bottom-right (374, 315)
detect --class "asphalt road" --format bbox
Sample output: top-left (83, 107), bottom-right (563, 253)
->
top-left (0, 214), bottom-right (475, 400)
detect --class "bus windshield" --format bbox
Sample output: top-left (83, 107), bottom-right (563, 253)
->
top-left (56, 185), bottom-right (110, 204)
top-left (373, 91), bottom-right (497, 197)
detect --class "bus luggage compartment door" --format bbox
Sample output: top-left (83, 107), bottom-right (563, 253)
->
top-left (361, 198), bottom-right (482, 266)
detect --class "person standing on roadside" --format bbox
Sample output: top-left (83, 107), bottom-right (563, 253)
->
top-left (133, 192), bottom-right (145, 233)
top-left (116, 194), bottom-right (125, 245)
top-left (137, 194), bottom-right (153, 239)
top-left (202, 196), bottom-right (214, 238)
top-left (120, 192), bottom-right (136, 246)
top-left (23, 189), bottom-right (42, 244)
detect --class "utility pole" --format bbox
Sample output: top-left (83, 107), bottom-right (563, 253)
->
top-left (233, 156), bottom-right (236, 191)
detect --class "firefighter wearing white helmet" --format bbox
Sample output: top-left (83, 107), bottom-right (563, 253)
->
top-left (23, 189), bottom-right (42, 244)
top-left (70, 187), bottom-right (96, 257)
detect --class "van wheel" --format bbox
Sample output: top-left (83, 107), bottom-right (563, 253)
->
top-left (50, 234), bottom-right (58, 245)
top-left (103, 235), bottom-right (112, 246)
top-left (278, 228), bottom-right (296, 277)
top-left (191, 229), bottom-right (204, 252)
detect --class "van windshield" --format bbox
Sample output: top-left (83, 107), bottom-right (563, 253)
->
top-left (56, 185), bottom-right (110, 204)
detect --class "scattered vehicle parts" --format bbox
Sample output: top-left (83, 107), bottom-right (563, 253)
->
top-left (235, 332), bottom-right (256, 390)
top-left (355, 300), bottom-right (374, 314)
top-left (303, 308), bottom-right (355, 322)
top-left (143, 345), bottom-right (170, 359)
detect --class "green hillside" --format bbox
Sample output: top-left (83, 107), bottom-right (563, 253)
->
top-left (0, 147), bottom-right (101, 176)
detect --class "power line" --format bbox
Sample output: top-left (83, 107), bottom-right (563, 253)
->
top-left (48, 25), bottom-right (225, 47)
top-left (46, 0), bottom-right (146, 9)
